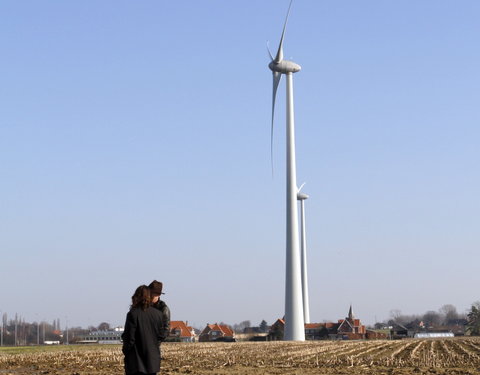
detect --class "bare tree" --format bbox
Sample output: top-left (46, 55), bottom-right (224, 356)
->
top-left (232, 320), bottom-right (251, 333)
top-left (439, 304), bottom-right (458, 324)
top-left (390, 309), bottom-right (402, 321)
top-left (423, 311), bottom-right (441, 328)
top-left (389, 310), bottom-right (419, 326)
top-left (97, 322), bottom-right (111, 331)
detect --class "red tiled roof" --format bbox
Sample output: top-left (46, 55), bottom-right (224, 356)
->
top-left (219, 324), bottom-right (234, 337)
top-left (170, 321), bottom-right (194, 337)
top-left (206, 323), bottom-right (234, 337)
top-left (208, 323), bottom-right (221, 331)
top-left (272, 318), bottom-right (285, 326)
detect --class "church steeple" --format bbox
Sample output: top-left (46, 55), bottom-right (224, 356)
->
top-left (348, 304), bottom-right (354, 321)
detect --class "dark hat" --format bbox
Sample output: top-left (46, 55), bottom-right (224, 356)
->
top-left (148, 280), bottom-right (164, 295)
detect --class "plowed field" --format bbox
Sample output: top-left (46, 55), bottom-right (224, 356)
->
top-left (1, 337), bottom-right (480, 374)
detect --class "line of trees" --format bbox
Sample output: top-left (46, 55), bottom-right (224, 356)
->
top-left (374, 301), bottom-right (480, 336)
top-left (385, 304), bottom-right (465, 327)
top-left (0, 313), bottom-right (62, 346)
top-left (0, 312), bottom-right (115, 346)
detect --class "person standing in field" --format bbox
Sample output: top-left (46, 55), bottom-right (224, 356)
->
top-left (148, 280), bottom-right (170, 340)
top-left (122, 285), bottom-right (165, 375)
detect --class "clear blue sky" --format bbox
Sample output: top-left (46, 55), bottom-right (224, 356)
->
top-left (1, 0), bottom-right (479, 329)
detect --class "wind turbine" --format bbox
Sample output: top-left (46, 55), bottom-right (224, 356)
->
top-left (297, 184), bottom-right (310, 324)
top-left (268, 0), bottom-right (305, 341)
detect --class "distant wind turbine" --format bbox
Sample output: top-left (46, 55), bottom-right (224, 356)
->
top-left (297, 184), bottom-right (310, 324)
top-left (268, 0), bottom-right (305, 341)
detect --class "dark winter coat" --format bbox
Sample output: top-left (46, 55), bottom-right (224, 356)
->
top-left (122, 306), bottom-right (164, 375)
top-left (152, 299), bottom-right (170, 341)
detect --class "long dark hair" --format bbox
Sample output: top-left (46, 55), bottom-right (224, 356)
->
top-left (131, 285), bottom-right (151, 311)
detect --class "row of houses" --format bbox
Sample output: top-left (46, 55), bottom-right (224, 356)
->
top-left (170, 305), bottom-right (388, 342)
top-left (76, 306), bottom-right (399, 344)
top-left (77, 321), bottom-right (234, 343)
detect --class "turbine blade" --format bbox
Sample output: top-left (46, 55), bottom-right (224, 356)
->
top-left (274, 0), bottom-right (293, 63)
top-left (267, 41), bottom-right (274, 61)
top-left (298, 182), bottom-right (306, 193)
top-left (271, 71), bottom-right (282, 175)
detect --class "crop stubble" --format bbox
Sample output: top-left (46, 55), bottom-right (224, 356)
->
top-left (0, 337), bottom-right (480, 375)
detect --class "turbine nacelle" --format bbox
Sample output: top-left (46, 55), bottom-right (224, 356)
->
top-left (297, 192), bottom-right (309, 201)
top-left (269, 60), bottom-right (301, 74)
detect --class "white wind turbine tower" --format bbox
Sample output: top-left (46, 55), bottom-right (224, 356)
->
top-left (268, 0), bottom-right (305, 341)
top-left (297, 183), bottom-right (310, 324)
